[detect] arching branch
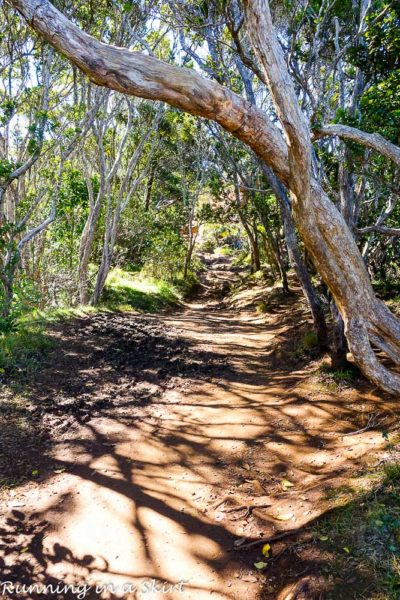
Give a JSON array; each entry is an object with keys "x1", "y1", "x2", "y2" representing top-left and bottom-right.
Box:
[
  {"x1": 313, "y1": 124, "x2": 400, "y2": 167},
  {"x1": 7, "y1": 0, "x2": 290, "y2": 184}
]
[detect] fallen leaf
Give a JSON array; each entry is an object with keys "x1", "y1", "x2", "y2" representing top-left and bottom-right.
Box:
[
  {"x1": 343, "y1": 547, "x2": 350, "y2": 553},
  {"x1": 319, "y1": 536, "x2": 329, "y2": 541},
  {"x1": 20, "y1": 547, "x2": 29, "y2": 553},
  {"x1": 273, "y1": 512, "x2": 294, "y2": 521},
  {"x1": 252, "y1": 479, "x2": 266, "y2": 495},
  {"x1": 281, "y1": 479, "x2": 295, "y2": 490},
  {"x1": 262, "y1": 543, "x2": 271, "y2": 557},
  {"x1": 254, "y1": 561, "x2": 268, "y2": 570}
]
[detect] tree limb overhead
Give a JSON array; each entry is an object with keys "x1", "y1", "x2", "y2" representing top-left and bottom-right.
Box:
[{"x1": 313, "y1": 124, "x2": 400, "y2": 166}]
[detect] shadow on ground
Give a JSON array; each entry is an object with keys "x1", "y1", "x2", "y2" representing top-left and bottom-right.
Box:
[{"x1": 0, "y1": 256, "x2": 398, "y2": 599}]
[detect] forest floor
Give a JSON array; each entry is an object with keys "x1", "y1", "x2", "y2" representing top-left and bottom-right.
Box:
[{"x1": 0, "y1": 255, "x2": 399, "y2": 600}]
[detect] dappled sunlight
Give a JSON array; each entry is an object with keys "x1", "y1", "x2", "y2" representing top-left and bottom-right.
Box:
[{"x1": 0, "y1": 258, "x2": 397, "y2": 599}]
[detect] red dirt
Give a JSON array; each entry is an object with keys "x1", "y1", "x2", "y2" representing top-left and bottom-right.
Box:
[{"x1": 0, "y1": 257, "x2": 396, "y2": 599}]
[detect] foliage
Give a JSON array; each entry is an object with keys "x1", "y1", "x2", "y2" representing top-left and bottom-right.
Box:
[
  {"x1": 318, "y1": 364, "x2": 357, "y2": 384},
  {"x1": 0, "y1": 322, "x2": 54, "y2": 379},
  {"x1": 314, "y1": 457, "x2": 400, "y2": 598},
  {"x1": 298, "y1": 330, "x2": 319, "y2": 351}
]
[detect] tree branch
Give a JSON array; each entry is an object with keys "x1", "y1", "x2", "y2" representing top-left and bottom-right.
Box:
[
  {"x1": 356, "y1": 225, "x2": 400, "y2": 237},
  {"x1": 243, "y1": 0, "x2": 312, "y2": 197},
  {"x1": 313, "y1": 124, "x2": 400, "y2": 167},
  {"x1": 7, "y1": 0, "x2": 290, "y2": 185}
]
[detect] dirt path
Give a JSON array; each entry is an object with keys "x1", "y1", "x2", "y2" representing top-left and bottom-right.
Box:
[{"x1": 0, "y1": 257, "x2": 396, "y2": 600}]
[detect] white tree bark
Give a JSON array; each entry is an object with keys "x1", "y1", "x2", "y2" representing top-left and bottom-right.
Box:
[{"x1": 7, "y1": 0, "x2": 290, "y2": 185}]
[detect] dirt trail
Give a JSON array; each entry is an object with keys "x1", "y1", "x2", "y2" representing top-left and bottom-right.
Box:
[{"x1": 0, "y1": 257, "x2": 395, "y2": 600}]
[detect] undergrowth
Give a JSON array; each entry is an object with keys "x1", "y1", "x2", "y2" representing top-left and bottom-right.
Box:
[
  {"x1": 0, "y1": 323, "x2": 55, "y2": 380},
  {"x1": 317, "y1": 363, "x2": 358, "y2": 391},
  {"x1": 102, "y1": 268, "x2": 182, "y2": 312},
  {"x1": 314, "y1": 453, "x2": 400, "y2": 599}
]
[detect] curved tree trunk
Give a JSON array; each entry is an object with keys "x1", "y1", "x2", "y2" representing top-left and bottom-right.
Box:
[
  {"x1": 245, "y1": 0, "x2": 400, "y2": 394},
  {"x1": 9, "y1": 0, "x2": 400, "y2": 394}
]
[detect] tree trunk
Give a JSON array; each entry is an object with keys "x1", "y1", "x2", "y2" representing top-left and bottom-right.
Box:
[
  {"x1": 78, "y1": 196, "x2": 104, "y2": 304},
  {"x1": 234, "y1": 179, "x2": 260, "y2": 273},
  {"x1": 0, "y1": 275, "x2": 14, "y2": 320},
  {"x1": 329, "y1": 301, "x2": 349, "y2": 370},
  {"x1": 251, "y1": 222, "x2": 261, "y2": 272},
  {"x1": 144, "y1": 162, "x2": 156, "y2": 211},
  {"x1": 240, "y1": 217, "x2": 260, "y2": 273},
  {"x1": 92, "y1": 195, "x2": 120, "y2": 305},
  {"x1": 246, "y1": 0, "x2": 400, "y2": 393},
  {"x1": 0, "y1": 245, "x2": 19, "y2": 321},
  {"x1": 260, "y1": 231, "x2": 278, "y2": 276},
  {"x1": 183, "y1": 241, "x2": 194, "y2": 279},
  {"x1": 260, "y1": 164, "x2": 329, "y2": 349},
  {"x1": 92, "y1": 252, "x2": 110, "y2": 305},
  {"x1": 258, "y1": 211, "x2": 289, "y2": 292}
]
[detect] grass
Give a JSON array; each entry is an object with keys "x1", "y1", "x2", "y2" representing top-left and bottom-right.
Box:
[
  {"x1": 323, "y1": 483, "x2": 356, "y2": 502},
  {"x1": 214, "y1": 245, "x2": 235, "y2": 256},
  {"x1": 101, "y1": 268, "x2": 182, "y2": 312},
  {"x1": 289, "y1": 329, "x2": 320, "y2": 360},
  {"x1": 231, "y1": 250, "x2": 252, "y2": 267},
  {"x1": 316, "y1": 364, "x2": 357, "y2": 391},
  {"x1": 0, "y1": 322, "x2": 55, "y2": 380},
  {"x1": 298, "y1": 330, "x2": 319, "y2": 351},
  {"x1": 314, "y1": 456, "x2": 400, "y2": 599},
  {"x1": 256, "y1": 300, "x2": 269, "y2": 314}
]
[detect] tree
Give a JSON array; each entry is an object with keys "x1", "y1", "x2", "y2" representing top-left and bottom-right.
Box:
[
  {"x1": 8, "y1": 0, "x2": 400, "y2": 394},
  {"x1": 0, "y1": 15, "x2": 96, "y2": 321}
]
